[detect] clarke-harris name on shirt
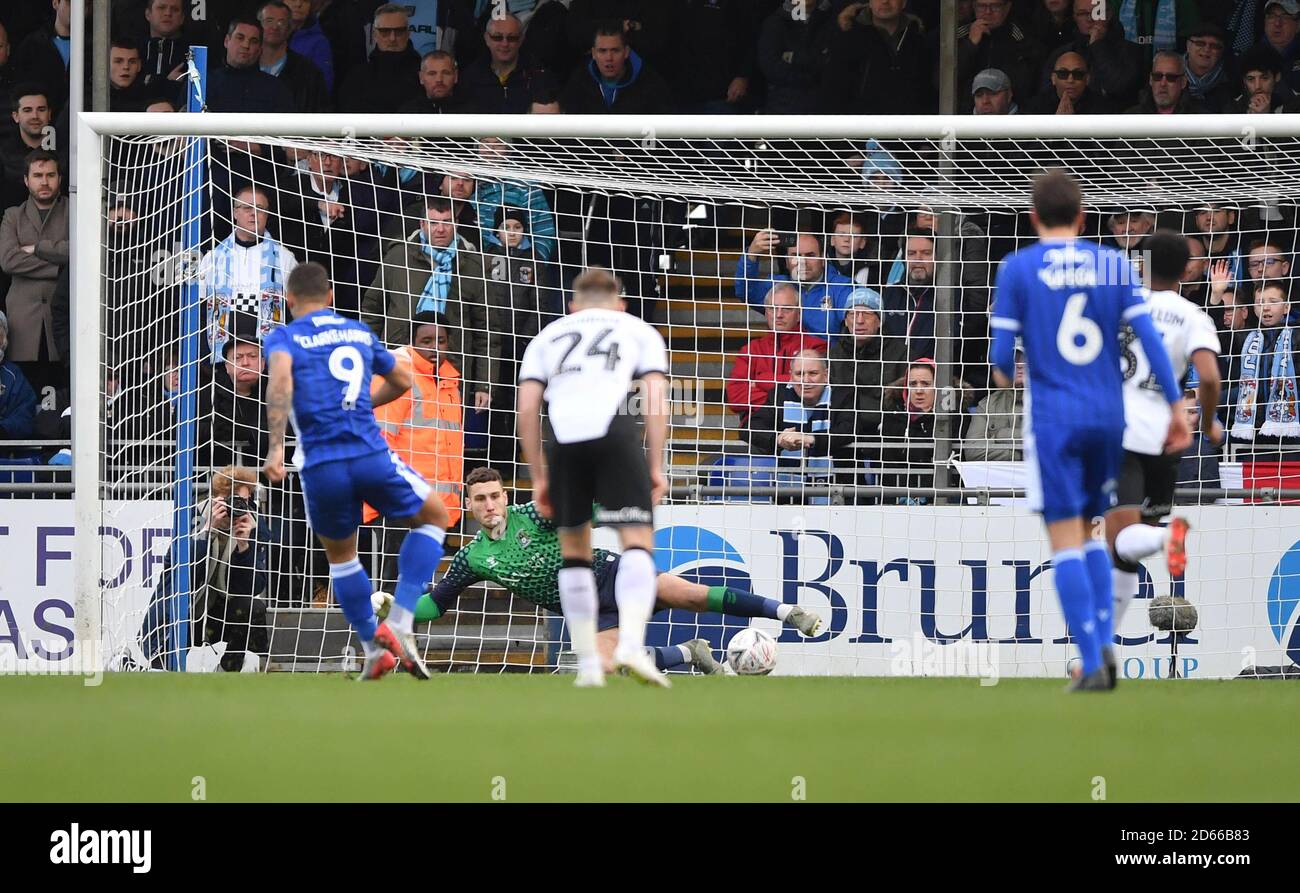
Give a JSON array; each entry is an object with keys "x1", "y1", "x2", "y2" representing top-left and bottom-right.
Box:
[{"x1": 291, "y1": 328, "x2": 376, "y2": 350}]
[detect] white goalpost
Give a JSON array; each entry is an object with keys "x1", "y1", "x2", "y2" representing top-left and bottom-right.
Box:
[{"x1": 68, "y1": 110, "x2": 1300, "y2": 679}]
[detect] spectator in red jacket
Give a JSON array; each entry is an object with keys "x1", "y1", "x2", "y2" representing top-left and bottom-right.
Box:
[{"x1": 726, "y1": 282, "x2": 828, "y2": 427}]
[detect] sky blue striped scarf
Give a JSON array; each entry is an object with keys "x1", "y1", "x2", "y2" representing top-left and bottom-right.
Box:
[{"x1": 417, "y1": 230, "x2": 457, "y2": 314}]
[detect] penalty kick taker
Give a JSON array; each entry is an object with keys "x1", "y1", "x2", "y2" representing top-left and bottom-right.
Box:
[{"x1": 379, "y1": 467, "x2": 824, "y2": 674}]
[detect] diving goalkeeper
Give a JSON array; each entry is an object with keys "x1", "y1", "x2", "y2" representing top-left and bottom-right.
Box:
[{"x1": 399, "y1": 467, "x2": 824, "y2": 674}]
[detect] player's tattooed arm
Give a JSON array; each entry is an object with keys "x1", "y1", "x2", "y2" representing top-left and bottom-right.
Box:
[
  {"x1": 263, "y1": 351, "x2": 294, "y2": 483},
  {"x1": 373, "y1": 350, "x2": 413, "y2": 407}
]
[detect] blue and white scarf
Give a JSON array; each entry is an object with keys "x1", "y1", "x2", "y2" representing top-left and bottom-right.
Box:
[
  {"x1": 416, "y1": 231, "x2": 457, "y2": 314},
  {"x1": 1184, "y1": 56, "x2": 1225, "y2": 99},
  {"x1": 1233, "y1": 327, "x2": 1300, "y2": 440},
  {"x1": 779, "y1": 385, "x2": 833, "y2": 466},
  {"x1": 206, "y1": 233, "x2": 289, "y2": 363},
  {"x1": 1120, "y1": 0, "x2": 1177, "y2": 52}
]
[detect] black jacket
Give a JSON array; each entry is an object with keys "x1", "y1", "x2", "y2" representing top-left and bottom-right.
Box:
[
  {"x1": 457, "y1": 58, "x2": 557, "y2": 114},
  {"x1": 12, "y1": 26, "x2": 76, "y2": 113},
  {"x1": 0, "y1": 133, "x2": 41, "y2": 211},
  {"x1": 828, "y1": 331, "x2": 908, "y2": 441},
  {"x1": 317, "y1": 0, "x2": 376, "y2": 78},
  {"x1": 559, "y1": 52, "x2": 673, "y2": 114},
  {"x1": 956, "y1": 20, "x2": 1045, "y2": 112},
  {"x1": 1224, "y1": 88, "x2": 1299, "y2": 114},
  {"x1": 1023, "y1": 86, "x2": 1121, "y2": 114},
  {"x1": 109, "y1": 76, "x2": 166, "y2": 112},
  {"x1": 822, "y1": 11, "x2": 935, "y2": 115},
  {"x1": 566, "y1": 0, "x2": 678, "y2": 73},
  {"x1": 1027, "y1": 7, "x2": 1076, "y2": 52},
  {"x1": 206, "y1": 63, "x2": 296, "y2": 114},
  {"x1": 198, "y1": 366, "x2": 267, "y2": 469},
  {"x1": 272, "y1": 49, "x2": 333, "y2": 113},
  {"x1": 278, "y1": 173, "x2": 383, "y2": 317},
  {"x1": 672, "y1": 0, "x2": 756, "y2": 107},
  {"x1": 746, "y1": 382, "x2": 855, "y2": 461},
  {"x1": 882, "y1": 283, "x2": 936, "y2": 363},
  {"x1": 1046, "y1": 25, "x2": 1143, "y2": 107},
  {"x1": 338, "y1": 47, "x2": 424, "y2": 113},
  {"x1": 397, "y1": 92, "x2": 470, "y2": 114},
  {"x1": 141, "y1": 36, "x2": 189, "y2": 91},
  {"x1": 879, "y1": 389, "x2": 971, "y2": 493},
  {"x1": 756, "y1": 4, "x2": 833, "y2": 114},
  {"x1": 1124, "y1": 89, "x2": 1210, "y2": 113}
]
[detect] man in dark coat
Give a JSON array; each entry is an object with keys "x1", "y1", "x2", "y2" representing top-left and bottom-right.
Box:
[
  {"x1": 822, "y1": 0, "x2": 936, "y2": 114},
  {"x1": 559, "y1": 21, "x2": 672, "y2": 113},
  {"x1": 206, "y1": 17, "x2": 296, "y2": 114},
  {"x1": 337, "y1": 4, "x2": 423, "y2": 112}
]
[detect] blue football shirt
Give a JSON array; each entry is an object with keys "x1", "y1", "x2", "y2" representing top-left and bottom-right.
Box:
[
  {"x1": 991, "y1": 239, "x2": 1150, "y2": 427},
  {"x1": 263, "y1": 309, "x2": 395, "y2": 468}
]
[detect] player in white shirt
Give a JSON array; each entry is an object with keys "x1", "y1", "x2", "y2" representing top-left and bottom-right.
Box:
[
  {"x1": 1107, "y1": 231, "x2": 1225, "y2": 633},
  {"x1": 516, "y1": 268, "x2": 671, "y2": 688}
]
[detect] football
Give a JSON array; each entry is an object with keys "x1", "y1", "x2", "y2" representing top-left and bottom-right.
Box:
[{"x1": 726, "y1": 628, "x2": 778, "y2": 676}]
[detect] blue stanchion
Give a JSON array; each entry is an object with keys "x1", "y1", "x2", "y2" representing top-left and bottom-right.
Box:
[{"x1": 168, "y1": 46, "x2": 208, "y2": 670}]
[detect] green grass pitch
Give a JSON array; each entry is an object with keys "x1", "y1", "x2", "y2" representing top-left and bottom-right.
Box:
[{"x1": 3, "y1": 674, "x2": 1297, "y2": 802}]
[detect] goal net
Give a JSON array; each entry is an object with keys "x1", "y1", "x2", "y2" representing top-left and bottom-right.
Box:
[{"x1": 78, "y1": 112, "x2": 1300, "y2": 680}]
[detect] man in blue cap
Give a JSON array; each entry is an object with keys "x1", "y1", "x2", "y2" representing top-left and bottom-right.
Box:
[{"x1": 828, "y1": 287, "x2": 904, "y2": 445}]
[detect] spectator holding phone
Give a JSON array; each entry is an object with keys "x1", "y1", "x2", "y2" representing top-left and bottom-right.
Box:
[{"x1": 735, "y1": 225, "x2": 854, "y2": 343}]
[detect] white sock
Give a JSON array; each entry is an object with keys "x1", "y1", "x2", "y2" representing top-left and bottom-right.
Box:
[
  {"x1": 613, "y1": 548, "x2": 657, "y2": 657},
  {"x1": 558, "y1": 565, "x2": 601, "y2": 675},
  {"x1": 1112, "y1": 568, "x2": 1140, "y2": 626},
  {"x1": 1115, "y1": 524, "x2": 1169, "y2": 564},
  {"x1": 387, "y1": 603, "x2": 413, "y2": 635},
  {"x1": 361, "y1": 638, "x2": 382, "y2": 659},
  {"x1": 775, "y1": 603, "x2": 793, "y2": 622}
]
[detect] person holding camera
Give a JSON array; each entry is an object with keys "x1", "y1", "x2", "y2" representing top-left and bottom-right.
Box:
[
  {"x1": 138, "y1": 465, "x2": 272, "y2": 671},
  {"x1": 734, "y1": 225, "x2": 854, "y2": 344}
]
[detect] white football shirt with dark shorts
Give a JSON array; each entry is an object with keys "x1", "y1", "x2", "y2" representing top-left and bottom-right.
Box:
[
  {"x1": 1117, "y1": 288, "x2": 1219, "y2": 520},
  {"x1": 518, "y1": 307, "x2": 669, "y2": 530}
]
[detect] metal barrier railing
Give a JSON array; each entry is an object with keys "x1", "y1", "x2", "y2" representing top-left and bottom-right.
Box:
[{"x1": 668, "y1": 485, "x2": 1300, "y2": 504}]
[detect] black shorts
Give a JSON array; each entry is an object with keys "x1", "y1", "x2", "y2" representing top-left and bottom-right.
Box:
[
  {"x1": 1115, "y1": 450, "x2": 1179, "y2": 522},
  {"x1": 543, "y1": 413, "x2": 653, "y2": 531}
]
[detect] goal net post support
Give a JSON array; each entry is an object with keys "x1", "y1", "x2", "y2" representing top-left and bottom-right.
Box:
[{"x1": 72, "y1": 112, "x2": 1300, "y2": 678}]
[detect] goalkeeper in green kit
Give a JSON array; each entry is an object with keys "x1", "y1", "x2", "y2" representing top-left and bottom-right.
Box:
[{"x1": 391, "y1": 467, "x2": 824, "y2": 674}]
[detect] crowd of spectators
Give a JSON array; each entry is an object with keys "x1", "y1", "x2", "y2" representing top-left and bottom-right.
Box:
[{"x1": 725, "y1": 189, "x2": 1300, "y2": 501}]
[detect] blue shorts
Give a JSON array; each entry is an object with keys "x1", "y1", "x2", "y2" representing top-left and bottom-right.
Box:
[
  {"x1": 299, "y1": 449, "x2": 431, "y2": 540},
  {"x1": 1024, "y1": 421, "x2": 1122, "y2": 523},
  {"x1": 596, "y1": 553, "x2": 621, "y2": 632}
]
